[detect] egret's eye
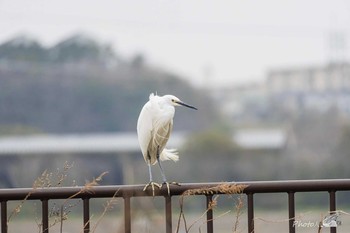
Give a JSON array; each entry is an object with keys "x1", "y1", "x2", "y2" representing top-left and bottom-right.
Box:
[{"x1": 171, "y1": 99, "x2": 175, "y2": 102}]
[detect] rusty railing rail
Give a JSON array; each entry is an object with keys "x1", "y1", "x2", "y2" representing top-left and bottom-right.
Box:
[{"x1": 1, "y1": 179, "x2": 350, "y2": 233}]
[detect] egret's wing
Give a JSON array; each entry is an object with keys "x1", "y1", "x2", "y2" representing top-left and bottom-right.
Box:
[
  {"x1": 158, "y1": 120, "x2": 179, "y2": 162},
  {"x1": 152, "y1": 119, "x2": 173, "y2": 153},
  {"x1": 137, "y1": 99, "x2": 154, "y2": 162}
]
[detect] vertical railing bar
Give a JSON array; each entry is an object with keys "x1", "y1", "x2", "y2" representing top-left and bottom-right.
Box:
[
  {"x1": 247, "y1": 193, "x2": 254, "y2": 233},
  {"x1": 165, "y1": 196, "x2": 172, "y2": 233},
  {"x1": 288, "y1": 192, "x2": 295, "y2": 233},
  {"x1": 1, "y1": 201, "x2": 7, "y2": 233},
  {"x1": 42, "y1": 199, "x2": 49, "y2": 233},
  {"x1": 124, "y1": 196, "x2": 131, "y2": 233},
  {"x1": 206, "y1": 195, "x2": 214, "y2": 233},
  {"x1": 83, "y1": 198, "x2": 90, "y2": 233},
  {"x1": 329, "y1": 191, "x2": 336, "y2": 233}
]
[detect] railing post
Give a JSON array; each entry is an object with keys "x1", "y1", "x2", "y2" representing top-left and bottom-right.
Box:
[
  {"x1": 288, "y1": 192, "x2": 295, "y2": 233},
  {"x1": 165, "y1": 196, "x2": 172, "y2": 233},
  {"x1": 329, "y1": 191, "x2": 336, "y2": 233},
  {"x1": 83, "y1": 198, "x2": 90, "y2": 233},
  {"x1": 247, "y1": 193, "x2": 254, "y2": 233},
  {"x1": 124, "y1": 196, "x2": 131, "y2": 233},
  {"x1": 206, "y1": 195, "x2": 214, "y2": 233},
  {"x1": 1, "y1": 201, "x2": 7, "y2": 233},
  {"x1": 42, "y1": 199, "x2": 49, "y2": 233}
]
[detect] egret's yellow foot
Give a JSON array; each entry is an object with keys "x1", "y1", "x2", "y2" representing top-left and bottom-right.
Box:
[
  {"x1": 162, "y1": 182, "x2": 181, "y2": 196},
  {"x1": 143, "y1": 181, "x2": 161, "y2": 196}
]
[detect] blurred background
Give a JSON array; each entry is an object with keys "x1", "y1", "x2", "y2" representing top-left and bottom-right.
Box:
[{"x1": 0, "y1": 0, "x2": 350, "y2": 199}]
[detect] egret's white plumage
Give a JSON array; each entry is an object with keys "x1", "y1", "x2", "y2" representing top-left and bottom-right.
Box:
[{"x1": 137, "y1": 93, "x2": 197, "y2": 194}]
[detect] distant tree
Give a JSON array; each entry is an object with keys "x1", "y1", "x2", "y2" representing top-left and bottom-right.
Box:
[
  {"x1": 179, "y1": 128, "x2": 241, "y2": 181},
  {"x1": 130, "y1": 53, "x2": 145, "y2": 70},
  {"x1": 0, "y1": 124, "x2": 42, "y2": 136},
  {"x1": 329, "y1": 124, "x2": 350, "y2": 177},
  {"x1": 0, "y1": 35, "x2": 47, "y2": 62},
  {"x1": 0, "y1": 33, "x2": 220, "y2": 134},
  {"x1": 49, "y1": 33, "x2": 117, "y2": 64},
  {"x1": 184, "y1": 128, "x2": 237, "y2": 157}
]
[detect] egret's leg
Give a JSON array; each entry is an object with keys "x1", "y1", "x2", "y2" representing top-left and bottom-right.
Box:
[
  {"x1": 157, "y1": 156, "x2": 167, "y2": 183},
  {"x1": 156, "y1": 156, "x2": 170, "y2": 195},
  {"x1": 143, "y1": 162, "x2": 161, "y2": 196},
  {"x1": 156, "y1": 150, "x2": 180, "y2": 196},
  {"x1": 148, "y1": 163, "x2": 153, "y2": 182}
]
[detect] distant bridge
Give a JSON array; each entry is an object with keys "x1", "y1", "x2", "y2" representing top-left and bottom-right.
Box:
[
  {"x1": 0, "y1": 132, "x2": 187, "y2": 188},
  {"x1": 0, "y1": 128, "x2": 287, "y2": 155},
  {"x1": 0, "y1": 129, "x2": 287, "y2": 188},
  {"x1": 0, "y1": 132, "x2": 185, "y2": 155}
]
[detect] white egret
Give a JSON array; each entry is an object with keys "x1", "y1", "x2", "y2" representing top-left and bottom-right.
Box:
[{"x1": 137, "y1": 93, "x2": 197, "y2": 195}]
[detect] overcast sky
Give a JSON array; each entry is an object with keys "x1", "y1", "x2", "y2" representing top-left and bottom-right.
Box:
[{"x1": 1, "y1": 0, "x2": 350, "y2": 87}]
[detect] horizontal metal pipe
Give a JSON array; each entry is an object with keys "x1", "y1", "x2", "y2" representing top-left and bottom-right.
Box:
[{"x1": 0, "y1": 179, "x2": 349, "y2": 200}]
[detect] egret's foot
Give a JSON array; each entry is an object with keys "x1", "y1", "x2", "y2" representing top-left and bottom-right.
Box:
[
  {"x1": 143, "y1": 181, "x2": 161, "y2": 196},
  {"x1": 162, "y1": 181, "x2": 181, "y2": 195}
]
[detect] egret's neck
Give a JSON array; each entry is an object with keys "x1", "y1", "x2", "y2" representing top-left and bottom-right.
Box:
[{"x1": 158, "y1": 101, "x2": 175, "y2": 115}]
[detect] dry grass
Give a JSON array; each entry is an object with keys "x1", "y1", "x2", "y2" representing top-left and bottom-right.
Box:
[
  {"x1": 232, "y1": 194, "x2": 245, "y2": 233},
  {"x1": 7, "y1": 162, "x2": 116, "y2": 233},
  {"x1": 182, "y1": 183, "x2": 247, "y2": 196},
  {"x1": 176, "y1": 183, "x2": 248, "y2": 233},
  {"x1": 7, "y1": 161, "x2": 74, "y2": 223}
]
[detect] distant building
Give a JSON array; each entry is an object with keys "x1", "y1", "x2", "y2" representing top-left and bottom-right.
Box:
[
  {"x1": 267, "y1": 63, "x2": 350, "y2": 114},
  {"x1": 211, "y1": 83, "x2": 269, "y2": 122},
  {"x1": 0, "y1": 131, "x2": 288, "y2": 187},
  {"x1": 0, "y1": 132, "x2": 186, "y2": 187},
  {"x1": 233, "y1": 128, "x2": 288, "y2": 151},
  {"x1": 268, "y1": 63, "x2": 350, "y2": 93}
]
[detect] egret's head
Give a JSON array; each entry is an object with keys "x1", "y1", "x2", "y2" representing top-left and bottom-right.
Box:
[{"x1": 164, "y1": 95, "x2": 197, "y2": 110}]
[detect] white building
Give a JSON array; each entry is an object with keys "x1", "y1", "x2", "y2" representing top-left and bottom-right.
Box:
[
  {"x1": 268, "y1": 63, "x2": 350, "y2": 94},
  {"x1": 267, "y1": 63, "x2": 350, "y2": 114}
]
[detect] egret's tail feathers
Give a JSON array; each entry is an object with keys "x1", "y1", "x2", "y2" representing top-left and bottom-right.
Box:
[{"x1": 160, "y1": 148, "x2": 179, "y2": 162}]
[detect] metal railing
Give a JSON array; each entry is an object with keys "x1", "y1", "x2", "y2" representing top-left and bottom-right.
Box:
[{"x1": 1, "y1": 179, "x2": 350, "y2": 233}]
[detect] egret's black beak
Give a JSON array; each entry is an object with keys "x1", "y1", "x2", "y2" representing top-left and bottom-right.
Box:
[{"x1": 176, "y1": 101, "x2": 198, "y2": 110}]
